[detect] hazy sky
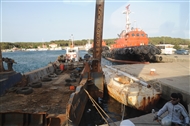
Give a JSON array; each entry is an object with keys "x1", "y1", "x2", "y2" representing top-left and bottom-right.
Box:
[{"x1": 0, "y1": 0, "x2": 189, "y2": 42}]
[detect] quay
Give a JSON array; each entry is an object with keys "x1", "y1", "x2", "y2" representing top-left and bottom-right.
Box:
[{"x1": 108, "y1": 54, "x2": 190, "y2": 104}]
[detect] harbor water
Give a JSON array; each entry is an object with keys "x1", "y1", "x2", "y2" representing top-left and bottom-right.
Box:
[{"x1": 2, "y1": 50, "x2": 114, "y2": 74}]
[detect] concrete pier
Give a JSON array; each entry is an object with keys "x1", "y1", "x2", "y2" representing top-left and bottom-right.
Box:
[{"x1": 107, "y1": 55, "x2": 190, "y2": 104}]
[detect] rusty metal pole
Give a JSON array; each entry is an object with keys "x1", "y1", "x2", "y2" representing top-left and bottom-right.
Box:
[
  {"x1": 92, "y1": 0, "x2": 104, "y2": 72},
  {"x1": 0, "y1": 44, "x2": 4, "y2": 72}
]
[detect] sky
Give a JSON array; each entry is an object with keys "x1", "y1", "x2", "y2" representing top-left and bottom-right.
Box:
[{"x1": 0, "y1": 0, "x2": 189, "y2": 42}]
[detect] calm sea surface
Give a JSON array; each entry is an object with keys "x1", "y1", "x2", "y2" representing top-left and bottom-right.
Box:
[{"x1": 2, "y1": 50, "x2": 113, "y2": 74}]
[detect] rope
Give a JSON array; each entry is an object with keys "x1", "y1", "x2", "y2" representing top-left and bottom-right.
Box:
[
  {"x1": 121, "y1": 103, "x2": 125, "y2": 121},
  {"x1": 84, "y1": 89, "x2": 117, "y2": 126}
]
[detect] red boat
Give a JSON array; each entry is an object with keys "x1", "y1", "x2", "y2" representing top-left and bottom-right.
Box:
[{"x1": 102, "y1": 4, "x2": 161, "y2": 62}]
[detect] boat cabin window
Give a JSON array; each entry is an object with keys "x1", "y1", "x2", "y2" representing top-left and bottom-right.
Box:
[
  {"x1": 157, "y1": 46, "x2": 165, "y2": 49},
  {"x1": 141, "y1": 34, "x2": 144, "y2": 37},
  {"x1": 136, "y1": 33, "x2": 139, "y2": 36},
  {"x1": 68, "y1": 49, "x2": 76, "y2": 52},
  {"x1": 132, "y1": 33, "x2": 135, "y2": 36},
  {"x1": 125, "y1": 34, "x2": 129, "y2": 37}
]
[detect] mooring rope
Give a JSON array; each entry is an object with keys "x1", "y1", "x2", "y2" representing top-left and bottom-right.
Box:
[{"x1": 84, "y1": 89, "x2": 118, "y2": 126}]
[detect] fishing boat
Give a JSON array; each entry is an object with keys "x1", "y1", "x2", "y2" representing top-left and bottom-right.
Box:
[
  {"x1": 103, "y1": 65, "x2": 161, "y2": 112},
  {"x1": 102, "y1": 4, "x2": 162, "y2": 63}
]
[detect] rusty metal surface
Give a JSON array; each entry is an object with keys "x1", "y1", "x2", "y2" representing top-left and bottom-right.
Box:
[
  {"x1": 0, "y1": 44, "x2": 3, "y2": 72},
  {"x1": 90, "y1": 72, "x2": 104, "y2": 98},
  {"x1": 66, "y1": 77, "x2": 88, "y2": 126},
  {"x1": 24, "y1": 63, "x2": 55, "y2": 84},
  {"x1": 0, "y1": 63, "x2": 91, "y2": 126},
  {"x1": 92, "y1": 0, "x2": 104, "y2": 72},
  {"x1": 0, "y1": 113, "x2": 66, "y2": 126},
  {"x1": 0, "y1": 72, "x2": 22, "y2": 96},
  {"x1": 103, "y1": 67, "x2": 161, "y2": 112},
  {"x1": 0, "y1": 65, "x2": 86, "y2": 126}
]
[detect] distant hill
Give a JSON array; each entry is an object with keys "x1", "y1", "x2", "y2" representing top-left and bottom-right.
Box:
[{"x1": 1, "y1": 37, "x2": 189, "y2": 50}]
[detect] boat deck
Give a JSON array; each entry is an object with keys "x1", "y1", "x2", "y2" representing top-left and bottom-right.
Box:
[{"x1": 0, "y1": 70, "x2": 80, "y2": 114}]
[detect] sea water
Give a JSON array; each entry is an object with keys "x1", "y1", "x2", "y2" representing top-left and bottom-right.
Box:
[{"x1": 2, "y1": 50, "x2": 113, "y2": 74}]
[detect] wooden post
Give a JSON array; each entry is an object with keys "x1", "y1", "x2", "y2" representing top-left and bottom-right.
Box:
[{"x1": 0, "y1": 43, "x2": 4, "y2": 72}]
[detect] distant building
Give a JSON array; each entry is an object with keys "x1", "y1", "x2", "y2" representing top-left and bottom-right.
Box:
[
  {"x1": 38, "y1": 44, "x2": 47, "y2": 49},
  {"x1": 179, "y1": 45, "x2": 188, "y2": 49},
  {"x1": 49, "y1": 43, "x2": 62, "y2": 50},
  {"x1": 49, "y1": 43, "x2": 58, "y2": 48}
]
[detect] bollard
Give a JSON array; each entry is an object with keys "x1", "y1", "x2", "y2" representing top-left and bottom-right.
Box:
[{"x1": 150, "y1": 68, "x2": 156, "y2": 75}]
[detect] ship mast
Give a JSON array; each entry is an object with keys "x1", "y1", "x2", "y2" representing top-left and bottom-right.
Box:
[
  {"x1": 71, "y1": 34, "x2": 74, "y2": 47},
  {"x1": 123, "y1": 4, "x2": 131, "y2": 32}
]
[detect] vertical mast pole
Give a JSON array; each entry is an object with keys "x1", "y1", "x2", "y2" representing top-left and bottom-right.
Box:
[
  {"x1": 124, "y1": 4, "x2": 131, "y2": 32},
  {"x1": 0, "y1": 44, "x2": 3, "y2": 72},
  {"x1": 92, "y1": 0, "x2": 104, "y2": 72}
]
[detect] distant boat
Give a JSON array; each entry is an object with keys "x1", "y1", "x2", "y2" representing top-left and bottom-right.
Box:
[
  {"x1": 38, "y1": 48, "x2": 49, "y2": 51},
  {"x1": 58, "y1": 34, "x2": 80, "y2": 62},
  {"x1": 49, "y1": 47, "x2": 62, "y2": 50},
  {"x1": 85, "y1": 39, "x2": 92, "y2": 51},
  {"x1": 26, "y1": 48, "x2": 37, "y2": 51}
]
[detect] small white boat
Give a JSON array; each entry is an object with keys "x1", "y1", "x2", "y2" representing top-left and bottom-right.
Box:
[
  {"x1": 103, "y1": 65, "x2": 161, "y2": 112},
  {"x1": 38, "y1": 48, "x2": 49, "y2": 51},
  {"x1": 65, "y1": 34, "x2": 80, "y2": 62},
  {"x1": 26, "y1": 48, "x2": 37, "y2": 51}
]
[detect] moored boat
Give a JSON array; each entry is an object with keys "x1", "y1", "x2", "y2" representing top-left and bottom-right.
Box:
[
  {"x1": 57, "y1": 34, "x2": 81, "y2": 63},
  {"x1": 102, "y1": 4, "x2": 162, "y2": 63},
  {"x1": 103, "y1": 65, "x2": 161, "y2": 112},
  {"x1": 87, "y1": 40, "x2": 109, "y2": 55}
]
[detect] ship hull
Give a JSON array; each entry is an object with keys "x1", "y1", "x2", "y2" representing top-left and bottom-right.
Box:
[{"x1": 102, "y1": 45, "x2": 162, "y2": 62}]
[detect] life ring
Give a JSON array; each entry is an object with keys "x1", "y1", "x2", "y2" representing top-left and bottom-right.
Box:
[
  {"x1": 48, "y1": 73, "x2": 58, "y2": 78},
  {"x1": 65, "y1": 79, "x2": 71, "y2": 83},
  {"x1": 65, "y1": 83, "x2": 71, "y2": 86},
  {"x1": 70, "y1": 78, "x2": 76, "y2": 82},
  {"x1": 129, "y1": 48, "x2": 134, "y2": 54},
  {"x1": 65, "y1": 78, "x2": 76, "y2": 83},
  {"x1": 29, "y1": 82, "x2": 42, "y2": 88},
  {"x1": 159, "y1": 56, "x2": 163, "y2": 61},
  {"x1": 55, "y1": 69, "x2": 62, "y2": 75},
  {"x1": 135, "y1": 47, "x2": 141, "y2": 54},
  {"x1": 70, "y1": 73, "x2": 80, "y2": 78},
  {"x1": 17, "y1": 87, "x2": 33, "y2": 95},
  {"x1": 150, "y1": 48, "x2": 156, "y2": 55},
  {"x1": 73, "y1": 54, "x2": 77, "y2": 58},
  {"x1": 66, "y1": 54, "x2": 71, "y2": 58},
  {"x1": 41, "y1": 77, "x2": 52, "y2": 82}
]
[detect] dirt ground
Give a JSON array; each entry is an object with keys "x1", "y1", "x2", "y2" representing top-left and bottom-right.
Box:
[{"x1": 0, "y1": 70, "x2": 80, "y2": 114}]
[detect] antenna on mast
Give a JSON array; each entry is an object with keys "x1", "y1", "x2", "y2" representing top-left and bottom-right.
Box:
[
  {"x1": 123, "y1": 4, "x2": 131, "y2": 32},
  {"x1": 71, "y1": 34, "x2": 74, "y2": 47}
]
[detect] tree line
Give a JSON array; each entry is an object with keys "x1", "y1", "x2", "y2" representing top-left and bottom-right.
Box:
[{"x1": 1, "y1": 37, "x2": 190, "y2": 50}]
